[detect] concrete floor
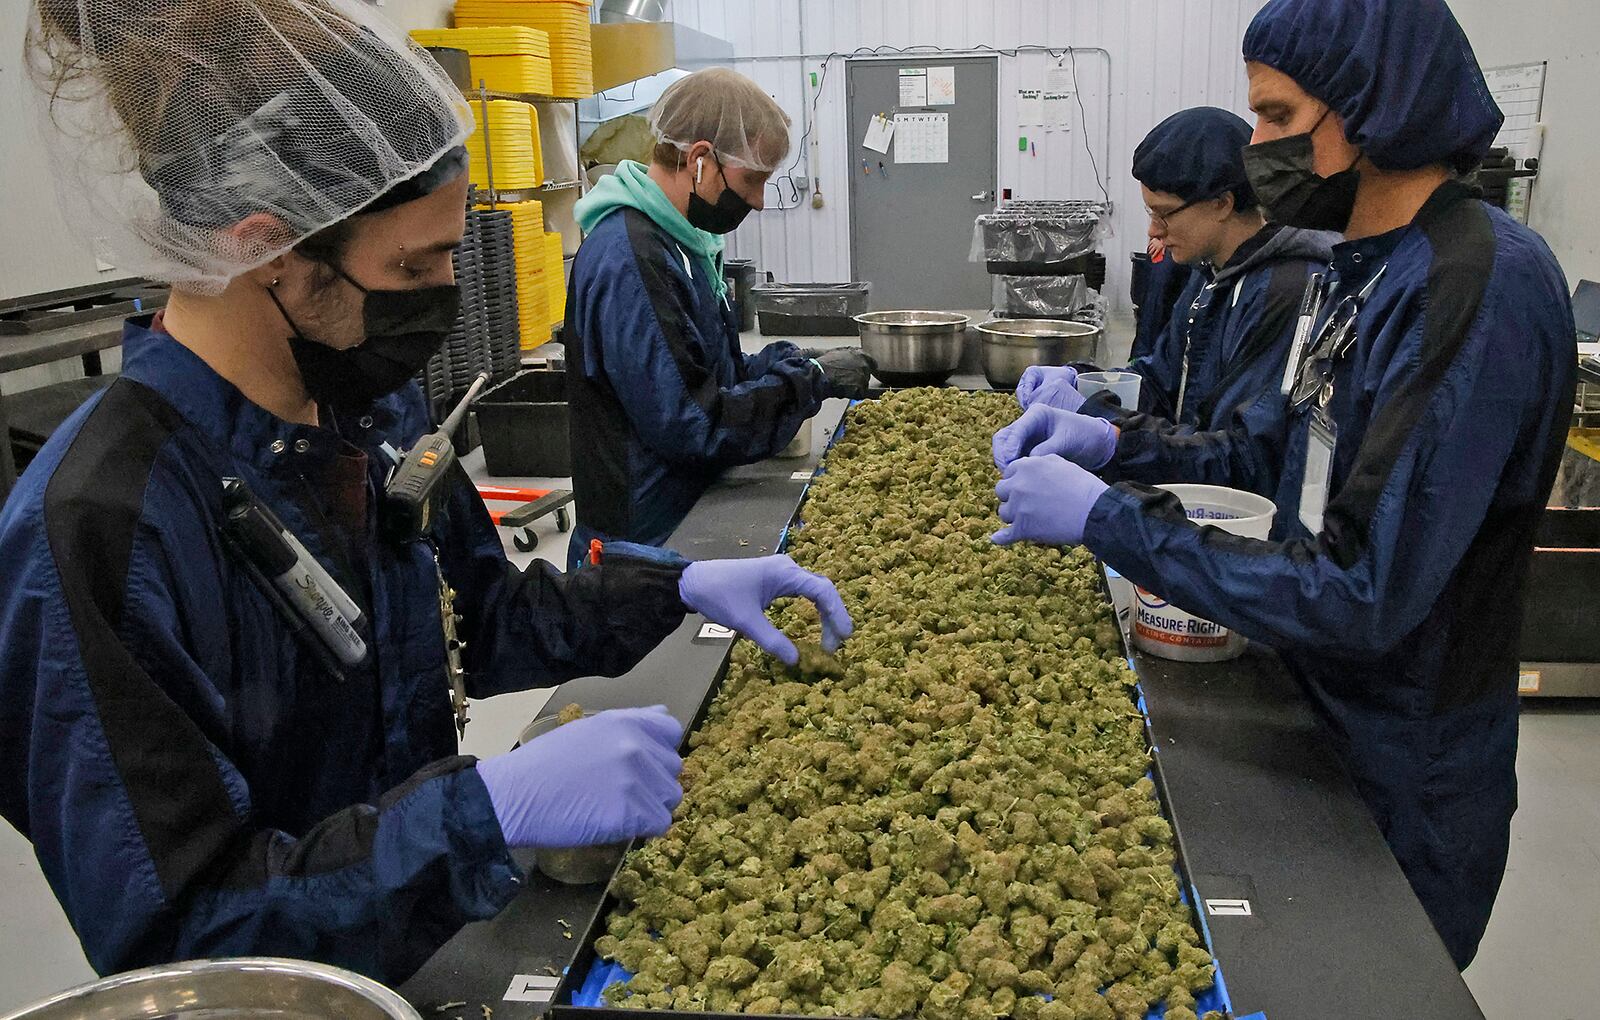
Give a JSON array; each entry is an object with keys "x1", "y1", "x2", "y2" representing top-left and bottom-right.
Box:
[
  {"x1": 0, "y1": 317, "x2": 1596, "y2": 1015},
  {"x1": 1463, "y1": 700, "x2": 1600, "y2": 1020}
]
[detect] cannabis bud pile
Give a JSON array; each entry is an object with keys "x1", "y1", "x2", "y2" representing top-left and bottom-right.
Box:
[{"x1": 598, "y1": 390, "x2": 1220, "y2": 1020}]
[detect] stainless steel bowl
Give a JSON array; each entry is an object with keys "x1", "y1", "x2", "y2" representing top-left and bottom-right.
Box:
[
  {"x1": 853, "y1": 310, "x2": 970, "y2": 386},
  {"x1": 515, "y1": 714, "x2": 630, "y2": 885},
  {"x1": 0, "y1": 958, "x2": 421, "y2": 1020},
  {"x1": 975, "y1": 318, "x2": 1102, "y2": 390}
]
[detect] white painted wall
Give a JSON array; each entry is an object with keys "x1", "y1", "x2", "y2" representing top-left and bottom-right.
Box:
[
  {"x1": 0, "y1": 2, "x2": 118, "y2": 303},
  {"x1": 8, "y1": 0, "x2": 1594, "y2": 308},
  {"x1": 1449, "y1": 0, "x2": 1600, "y2": 288},
  {"x1": 667, "y1": 0, "x2": 1272, "y2": 310},
  {"x1": 377, "y1": 0, "x2": 456, "y2": 34}
]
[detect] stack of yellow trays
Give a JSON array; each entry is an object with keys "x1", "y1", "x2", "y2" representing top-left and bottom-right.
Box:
[
  {"x1": 451, "y1": 0, "x2": 594, "y2": 97},
  {"x1": 465, "y1": 99, "x2": 544, "y2": 190},
  {"x1": 544, "y1": 231, "x2": 567, "y2": 327},
  {"x1": 492, "y1": 200, "x2": 551, "y2": 348},
  {"x1": 409, "y1": 27, "x2": 554, "y2": 95}
]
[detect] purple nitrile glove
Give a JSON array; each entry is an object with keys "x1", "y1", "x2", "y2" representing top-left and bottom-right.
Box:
[
  {"x1": 679, "y1": 555, "x2": 854, "y2": 665},
  {"x1": 992, "y1": 404, "x2": 1119, "y2": 471},
  {"x1": 1015, "y1": 365, "x2": 1079, "y2": 409},
  {"x1": 1028, "y1": 374, "x2": 1088, "y2": 413},
  {"x1": 475, "y1": 706, "x2": 684, "y2": 849},
  {"x1": 991, "y1": 456, "x2": 1110, "y2": 548}
]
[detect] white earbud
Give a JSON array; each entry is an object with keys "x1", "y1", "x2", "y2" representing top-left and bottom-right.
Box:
[{"x1": 695, "y1": 157, "x2": 704, "y2": 185}]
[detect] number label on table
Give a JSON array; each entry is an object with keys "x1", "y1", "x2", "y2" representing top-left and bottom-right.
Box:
[
  {"x1": 695, "y1": 623, "x2": 738, "y2": 641},
  {"x1": 1205, "y1": 898, "x2": 1253, "y2": 917},
  {"x1": 504, "y1": 973, "x2": 562, "y2": 1002}
]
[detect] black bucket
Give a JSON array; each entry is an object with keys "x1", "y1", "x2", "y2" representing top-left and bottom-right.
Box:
[
  {"x1": 724, "y1": 258, "x2": 758, "y2": 333},
  {"x1": 475, "y1": 369, "x2": 572, "y2": 478}
]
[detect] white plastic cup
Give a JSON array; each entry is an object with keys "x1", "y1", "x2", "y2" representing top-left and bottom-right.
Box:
[
  {"x1": 778, "y1": 416, "x2": 814, "y2": 458},
  {"x1": 1078, "y1": 370, "x2": 1142, "y2": 409},
  {"x1": 1130, "y1": 484, "x2": 1276, "y2": 663}
]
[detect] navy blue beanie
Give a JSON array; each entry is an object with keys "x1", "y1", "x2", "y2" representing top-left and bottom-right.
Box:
[{"x1": 1132, "y1": 107, "x2": 1256, "y2": 210}]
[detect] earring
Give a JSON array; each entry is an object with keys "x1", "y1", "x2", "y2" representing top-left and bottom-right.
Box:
[{"x1": 269, "y1": 276, "x2": 280, "y2": 287}]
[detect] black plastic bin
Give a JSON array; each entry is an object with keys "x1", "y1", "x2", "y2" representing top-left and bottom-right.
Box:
[
  {"x1": 474, "y1": 369, "x2": 573, "y2": 478},
  {"x1": 751, "y1": 281, "x2": 870, "y2": 336}
]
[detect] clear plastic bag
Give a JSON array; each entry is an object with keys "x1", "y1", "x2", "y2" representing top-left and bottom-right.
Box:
[
  {"x1": 1069, "y1": 294, "x2": 1109, "y2": 330},
  {"x1": 991, "y1": 274, "x2": 1093, "y2": 317},
  {"x1": 750, "y1": 282, "x2": 871, "y2": 317},
  {"x1": 969, "y1": 199, "x2": 1112, "y2": 267}
]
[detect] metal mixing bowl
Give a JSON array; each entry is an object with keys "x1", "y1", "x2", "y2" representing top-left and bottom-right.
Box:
[
  {"x1": 515, "y1": 714, "x2": 630, "y2": 885},
  {"x1": 0, "y1": 958, "x2": 421, "y2": 1020},
  {"x1": 853, "y1": 310, "x2": 970, "y2": 387},
  {"x1": 975, "y1": 318, "x2": 1102, "y2": 390}
]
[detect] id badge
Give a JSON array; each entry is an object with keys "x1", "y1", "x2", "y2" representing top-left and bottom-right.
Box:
[{"x1": 1299, "y1": 409, "x2": 1337, "y2": 534}]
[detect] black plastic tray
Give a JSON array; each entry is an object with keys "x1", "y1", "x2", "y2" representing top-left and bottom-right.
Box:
[{"x1": 546, "y1": 395, "x2": 1230, "y2": 1020}]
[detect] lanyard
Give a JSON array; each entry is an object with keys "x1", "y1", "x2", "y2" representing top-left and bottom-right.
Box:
[
  {"x1": 1175, "y1": 276, "x2": 1245, "y2": 420},
  {"x1": 1174, "y1": 286, "x2": 1207, "y2": 419},
  {"x1": 1290, "y1": 264, "x2": 1387, "y2": 414}
]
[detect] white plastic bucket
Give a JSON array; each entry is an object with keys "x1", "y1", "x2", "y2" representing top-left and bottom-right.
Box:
[
  {"x1": 1078, "y1": 370, "x2": 1142, "y2": 409},
  {"x1": 1131, "y1": 484, "x2": 1276, "y2": 662}
]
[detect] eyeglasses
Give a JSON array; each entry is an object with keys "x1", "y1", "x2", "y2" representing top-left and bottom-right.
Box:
[{"x1": 1144, "y1": 195, "x2": 1208, "y2": 231}]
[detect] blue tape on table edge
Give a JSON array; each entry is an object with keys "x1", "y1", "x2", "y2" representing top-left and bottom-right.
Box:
[{"x1": 578, "y1": 399, "x2": 1238, "y2": 1018}]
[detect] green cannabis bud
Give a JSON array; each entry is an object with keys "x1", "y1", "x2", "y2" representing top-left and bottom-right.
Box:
[{"x1": 599, "y1": 390, "x2": 1214, "y2": 1017}]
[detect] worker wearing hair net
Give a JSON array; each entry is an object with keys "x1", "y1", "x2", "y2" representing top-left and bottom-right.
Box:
[
  {"x1": 565, "y1": 68, "x2": 876, "y2": 565},
  {"x1": 991, "y1": 0, "x2": 1574, "y2": 968},
  {"x1": 1015, "y1": 108, "x2": 1335, "y2": 480},
  {"x1": 0, "y1": 0, "x2": 851, "y2": 982}
]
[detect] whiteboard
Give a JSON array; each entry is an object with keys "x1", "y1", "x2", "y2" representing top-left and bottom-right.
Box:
[{"x1": 1483, "y1": 61, "x2": 1547, "y2": 159}]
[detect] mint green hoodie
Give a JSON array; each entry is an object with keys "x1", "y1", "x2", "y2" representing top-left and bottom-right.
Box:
[{"x1": 574, "y1": 160, "x2": 728, "y2": 302}]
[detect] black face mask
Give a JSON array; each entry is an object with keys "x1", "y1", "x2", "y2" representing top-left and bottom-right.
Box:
[
  {"x1": 1242, "y1": 109, "x2": 1362, "y2": 232},
  {"x1": 270, "y1": 266, "x2": 460, "y2": 408},
  {"x1": 686, "y1": 153, "x2": 754, "y2": 234}
]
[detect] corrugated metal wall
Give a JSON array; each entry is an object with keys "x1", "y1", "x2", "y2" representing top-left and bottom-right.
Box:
[{"x1": 666, "y1": 0, "x2": 1268, "y2": 310}]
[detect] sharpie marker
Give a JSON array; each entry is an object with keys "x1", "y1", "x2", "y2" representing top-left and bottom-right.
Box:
[
  {"x1": 1281, "y1": 272, "x2": 1328, "y2": 397},
  {"x1": 221, "y1": 477, "x2": 367, "y2": 668}
]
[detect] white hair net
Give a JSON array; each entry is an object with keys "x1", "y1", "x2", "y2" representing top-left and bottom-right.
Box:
[
  {"x1": 648, "y1": 67, "x2": 792, "y2": 173},
  {"x1": 26, "y1": 0, "x2": 473, "y2": 292}
]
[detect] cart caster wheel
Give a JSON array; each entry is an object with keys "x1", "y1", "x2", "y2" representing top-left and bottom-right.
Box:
[
  {"x1": 556, "y1": 507, "x2": 571, "y2": 533},
  {"x1": 514, "y1": 528, "x2": 539, "y2": 552}
]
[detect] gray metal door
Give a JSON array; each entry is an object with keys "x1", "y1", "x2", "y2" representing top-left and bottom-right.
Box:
[{"x1": 846, "y1": 57, "x2": 998, "y2": 311}]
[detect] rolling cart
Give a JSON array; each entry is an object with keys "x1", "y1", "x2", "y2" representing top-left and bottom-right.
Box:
[{"x1": 478, "y1": 483, "x2": 574, "y2": 552}]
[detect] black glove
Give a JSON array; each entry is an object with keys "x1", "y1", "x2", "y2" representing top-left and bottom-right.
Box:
[{"x1": 804, "y1": 347, "x2": 878, "y2": 399}]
